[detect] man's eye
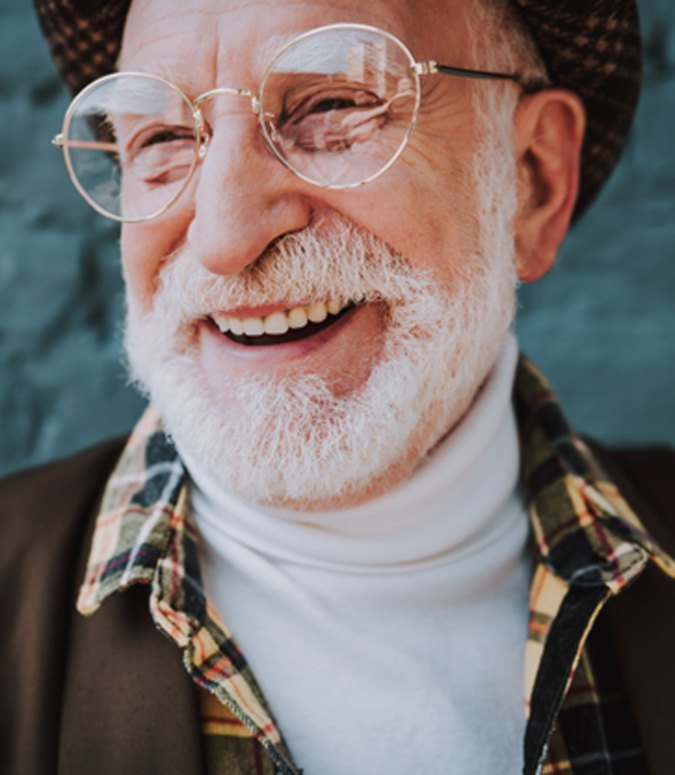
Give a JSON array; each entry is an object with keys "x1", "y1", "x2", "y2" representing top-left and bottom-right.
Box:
[
  {"x1": 120, "y1": 125, "x2": 195, "y2": 159},
  {"x1": 285, "y1": 89, "x2": 380, "y2": 122},
  {"x1": 120, "y1": 125, "x2": 196, "y2": 186},
  {"x1": 141, "y1": 127, "x2": 195, "y2": 147},
  {"x1": 276, "y1": 88, "x2": 388, "y2": 153},
  {"x1": 306, "y1": 96, "x2": 361, "y2": 114}
]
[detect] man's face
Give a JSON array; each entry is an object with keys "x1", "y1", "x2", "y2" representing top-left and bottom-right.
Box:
[{"x1": 120, "y1": 0, "x2": 521, "y2": 509}]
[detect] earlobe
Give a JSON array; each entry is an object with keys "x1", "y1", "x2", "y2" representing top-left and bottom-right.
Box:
[{"x1": 513, "y1": 89, "x2": 586, "y2": 282}]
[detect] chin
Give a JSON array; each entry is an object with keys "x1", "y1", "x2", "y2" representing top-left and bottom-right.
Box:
[{"x1": 125, "y1": 250, "x2": 515, "y2": 511}]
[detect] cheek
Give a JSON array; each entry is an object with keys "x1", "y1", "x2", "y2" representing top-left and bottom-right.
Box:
[
  {"x1": 120, "y1": 226, "x2": 162, "y2": 313},
  {"x1": 121, "y1": 206, "x2": 192, "y2": 312},
  {"x1": 332, "y1": 165, "x2": 479, "y2": 289}
]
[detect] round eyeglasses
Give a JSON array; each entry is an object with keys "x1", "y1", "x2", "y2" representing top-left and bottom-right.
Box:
[{"x1": 52, "y1": 23, "x2": 526, "y2": 223}]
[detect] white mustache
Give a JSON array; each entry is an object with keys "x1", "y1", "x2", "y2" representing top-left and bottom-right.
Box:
[{"x1": 149, "y1": 214, "x2": 437, "y2": 325}]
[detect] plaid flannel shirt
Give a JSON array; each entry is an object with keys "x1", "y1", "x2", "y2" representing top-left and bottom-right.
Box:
[{"x1": 76, "y1": 357, "x2": 675, "y2": 775}]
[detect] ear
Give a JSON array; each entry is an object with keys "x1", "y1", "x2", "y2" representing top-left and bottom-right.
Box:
[{"x1": 512, "y1": 89, "x2": 586, "y2": 282}]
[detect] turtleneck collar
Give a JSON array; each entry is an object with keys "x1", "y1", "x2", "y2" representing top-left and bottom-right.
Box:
[{"x1": 182, "y1": 334, "x2": 520, "y2": 574}]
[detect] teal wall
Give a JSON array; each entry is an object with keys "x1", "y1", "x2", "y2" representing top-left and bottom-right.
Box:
[
  {"x1": 0, "y1": 0, "x2": 673, "y2": 476},
  {"x1": 516, "y1": 0, "x2": 675, "y2": 447}
]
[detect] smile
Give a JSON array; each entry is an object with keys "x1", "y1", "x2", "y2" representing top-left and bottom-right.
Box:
[{"x1": 209, "y1": 299, "x2": 355, "y2": 346}]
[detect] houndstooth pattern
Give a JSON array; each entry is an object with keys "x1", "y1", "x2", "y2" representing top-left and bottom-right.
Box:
[{"x1": 513, "y1": 1, "x2": 641, "y2": 217}]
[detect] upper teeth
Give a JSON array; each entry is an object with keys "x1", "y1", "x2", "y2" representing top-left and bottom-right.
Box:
[{"x1": 212, "y1": 299, "x2": 348, "y2": 337}]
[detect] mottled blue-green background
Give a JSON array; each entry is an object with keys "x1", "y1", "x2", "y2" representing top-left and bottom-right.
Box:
[{"x1": 1, "y1": 0, "x2": 673, "y2": 476}]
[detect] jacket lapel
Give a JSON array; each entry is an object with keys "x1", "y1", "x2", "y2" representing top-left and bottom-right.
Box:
[
  {"x1": 59, "y1": 583, "x2": 204, "y2": 775},
  {"x1": 59, "y1": 464, "x2": 204, "y2": 775}
]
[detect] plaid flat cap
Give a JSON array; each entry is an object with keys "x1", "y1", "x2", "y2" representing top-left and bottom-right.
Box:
[{"x1": 34, "y1": 0, "x2": 641, "y2": 218}]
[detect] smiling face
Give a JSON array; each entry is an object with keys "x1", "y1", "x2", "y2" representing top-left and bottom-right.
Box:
[{"x1": 120, "y1": 0, "x2": 528, "y2": 509}]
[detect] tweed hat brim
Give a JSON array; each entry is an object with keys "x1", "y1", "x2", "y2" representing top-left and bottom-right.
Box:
[{"x1": 34, "y1": 0, "x2": 641, "y2": 219}]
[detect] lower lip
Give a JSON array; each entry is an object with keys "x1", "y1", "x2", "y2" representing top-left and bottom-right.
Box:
[{"x1": 200, "y1": 304, "x2": 365, "y2": 363}]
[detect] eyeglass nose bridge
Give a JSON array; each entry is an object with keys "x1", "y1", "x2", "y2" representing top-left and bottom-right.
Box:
[
  {"x1": 192, "y1": 87, "x2": 261, "y2": 158},
  {"x1": 193, "y1": 87, "x2": 259, "y2": 113}
]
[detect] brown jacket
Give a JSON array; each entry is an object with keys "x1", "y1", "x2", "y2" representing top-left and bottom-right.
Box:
[{"x1": 0, "y1": 439, "x2": 673, "y2": 775}]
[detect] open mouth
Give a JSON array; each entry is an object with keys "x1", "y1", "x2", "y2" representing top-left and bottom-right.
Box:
[{"x1": 209, "y1": 299, "x2": 356, "y2": 346}]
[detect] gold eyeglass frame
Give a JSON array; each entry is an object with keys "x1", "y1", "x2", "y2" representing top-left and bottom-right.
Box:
[{"x1": 52, "y1": 22, "x2": 525, "y2": 224}]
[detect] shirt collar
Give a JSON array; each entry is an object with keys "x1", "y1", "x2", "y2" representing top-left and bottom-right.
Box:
[
  {"x1": 75, "y1": 355, "x2": 675, "y2": 775},
  {"x1": 77, "y1": 409, "x2": 188, "y2": 614},
  {"x1": 515, "y1": 357, "x2": 675, "y2": 592},
  {"x1": 78, "y1": 356, "x2": 674, "y2": 616},
  {"x1": 77, "y1": 408, "x2": 299, "y2": 774}
]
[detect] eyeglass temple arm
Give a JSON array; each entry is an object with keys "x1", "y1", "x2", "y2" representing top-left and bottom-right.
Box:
[
  {"x1": 414, "y1": 61, "x2": 550, "y2": 92},
  {"x1": 414, "y1": 60, "x2": 521, "y2": 82},
  {"x1": 52, "y1": 134, "x2": 117, "y2": 152}
]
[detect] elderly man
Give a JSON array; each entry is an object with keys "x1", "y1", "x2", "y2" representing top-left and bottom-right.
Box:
[{"x1": 2, "y1": 0, "x2": 674, "y2": 773}]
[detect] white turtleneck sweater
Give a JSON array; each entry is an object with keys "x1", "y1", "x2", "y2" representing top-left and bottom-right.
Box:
[{"x1": 183, "y1": 335, "x2": 531, "y2": 774}]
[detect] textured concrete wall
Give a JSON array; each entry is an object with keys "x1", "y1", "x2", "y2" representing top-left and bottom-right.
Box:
[{"x1": 0, "y1": 0, "x2": 673, "y2": 477}]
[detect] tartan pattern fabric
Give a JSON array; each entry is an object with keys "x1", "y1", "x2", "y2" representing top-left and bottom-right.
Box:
[
  {"x1": 198, "y1": 687, "x2": 279, "y2": 775},
  {"x1": 76, "y1": 357, "x2": 675, "y2": 775},
  {"x1": 76, "y1": 409, "x2": 300, "y2": 775},
  {"x1": 515, "y1": 359, "x2": 675, "y2": 773},
  {"x1": 34, "y1": 0, "x2": 640, "y2": 219}
]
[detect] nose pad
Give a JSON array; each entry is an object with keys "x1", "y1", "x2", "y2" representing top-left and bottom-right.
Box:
[{"x1": 197, "y1": 129, "x2": 210, "y2": 160}]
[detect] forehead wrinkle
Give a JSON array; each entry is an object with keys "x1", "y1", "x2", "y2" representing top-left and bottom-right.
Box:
[
  {"x1": 120, "y1": 24, "x2": 279, "y2": 97},
  {"x1": 120, "y1": 5, "x2": 224, "y2": 96},
  {"x1": 121, "y1": 2, "x2": 427, "y2": 95}
]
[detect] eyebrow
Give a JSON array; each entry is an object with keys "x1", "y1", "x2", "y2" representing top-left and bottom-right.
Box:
[{"x1": 250, "y1": 31, "x2": 309, "y2": 76}]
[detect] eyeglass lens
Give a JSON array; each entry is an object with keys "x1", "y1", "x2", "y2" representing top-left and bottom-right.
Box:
[
  {"x1": 63, "y1": 74, "x2": 199, "y2": 221},
  {"x1": 260, "y1": 26, "x2": 418, "y2": 188},
  {"x1": 62, "y1": 26, "x2": 419, "y2": 222}
]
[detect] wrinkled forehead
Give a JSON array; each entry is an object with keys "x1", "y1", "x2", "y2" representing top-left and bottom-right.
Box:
[{"x1": 119, "y1": 0, "x2": 475, "y2": 83}]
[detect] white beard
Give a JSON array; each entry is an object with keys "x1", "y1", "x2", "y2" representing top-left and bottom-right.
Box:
[{"x1": 125, "y1": 122, "x2": 519, "y2": 510}]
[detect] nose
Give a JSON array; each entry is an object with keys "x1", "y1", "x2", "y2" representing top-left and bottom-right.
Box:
[{"x1": 186, "y1": 110, "x2": 313, "y2": 276}]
